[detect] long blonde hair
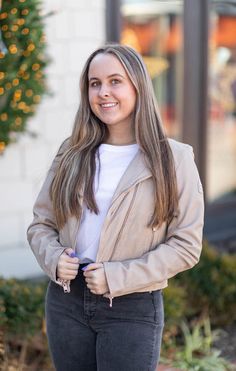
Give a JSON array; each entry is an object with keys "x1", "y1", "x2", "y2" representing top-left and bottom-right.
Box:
[{"x1": 50, "y1": 44, "x2": 178, "y2": 230}]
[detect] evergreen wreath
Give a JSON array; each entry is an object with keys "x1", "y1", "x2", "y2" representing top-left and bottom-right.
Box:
[{"x1": 0, "y1": 0, "x2": 49, "y2": 153}]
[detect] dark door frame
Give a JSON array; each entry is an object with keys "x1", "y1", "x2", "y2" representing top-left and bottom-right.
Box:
[
  {"x1": 106, "y1": 0, "x2": 121, "y2": 42},
  {"x1": 183, "y1": 0, "x2": 209, "y2": 195}
]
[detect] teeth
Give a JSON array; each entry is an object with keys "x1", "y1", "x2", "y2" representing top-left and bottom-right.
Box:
[{"x1": 101, "y1": 103, "x2": 117, "y2": 108}]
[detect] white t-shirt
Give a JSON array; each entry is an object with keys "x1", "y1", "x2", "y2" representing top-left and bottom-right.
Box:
[{"x1": 76, "y1": 143, "x2": 139, "y2": 263}]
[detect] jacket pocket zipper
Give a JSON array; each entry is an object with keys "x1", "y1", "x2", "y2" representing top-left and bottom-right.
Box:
[{"x1": 150, "y1": 226, "x2": 157, "y2": 249}]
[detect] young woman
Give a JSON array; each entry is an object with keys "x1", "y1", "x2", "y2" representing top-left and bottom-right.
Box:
[{"x1": 27, "y1": 44, "x2": 204, "y2": 371}]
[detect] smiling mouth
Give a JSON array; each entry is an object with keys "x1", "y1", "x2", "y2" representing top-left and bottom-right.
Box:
[{"x1": 100, "y1": 102, "x2": 118, "y2": 108}]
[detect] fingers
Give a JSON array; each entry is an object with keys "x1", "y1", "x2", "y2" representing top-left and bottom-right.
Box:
[
  {"x1": 83, "y1": 264, "x2": 108, "y2": 295},
  {"x1": 57, "y1": 256, "x2": 107, "y2": 294},
  {"x1": 64, "y1": 250, "x2": 79, "y2": 263},
  {"x1": 58, "y1": 271, "x2": 77, "y2": 280},
  {"x1": 57, "y1": 266, "x2": 78, "y2": 280},
  {"x1": 58, "y1": 253, "x2": 79, "y2": 266},
  {"x1": 57, "y1": 250, "x2": 79, "y2": 280},
  {"x1": 83, "y1": 263, "x2": 103, "y2": 275},
  {"x1": 64, "y1": 247, "x2": 74, "y2": 256}
]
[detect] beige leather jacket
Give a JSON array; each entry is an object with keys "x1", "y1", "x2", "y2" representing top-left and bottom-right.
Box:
[{"x1": 27, "y1": 138, "x2": 204, "y2": 300}]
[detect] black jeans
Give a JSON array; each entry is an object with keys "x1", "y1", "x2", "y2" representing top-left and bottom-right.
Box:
[{"x1": 45, "y1": 272, "x2": 164, "y2": 371}]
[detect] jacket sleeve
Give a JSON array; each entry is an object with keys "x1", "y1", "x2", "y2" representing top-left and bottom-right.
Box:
[
  {"x1": 27, "y1": 139, "x2": 69, "y2": 281},
  {"x1": 103, "y1": 146, "x2": 204, "y2": 297}
]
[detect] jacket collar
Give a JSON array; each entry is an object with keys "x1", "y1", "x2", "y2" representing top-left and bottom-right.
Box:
[
  {"x1": 68, "y1": 150, "x2": 152, "y2": 248},
  {"x1": 111, "y1": 150, "x2": 152, "y2": 205}
]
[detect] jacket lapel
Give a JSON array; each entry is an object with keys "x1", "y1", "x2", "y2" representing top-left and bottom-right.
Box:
[{"x1": 110, "y1": 150, "x2": 152, "y2": 206}]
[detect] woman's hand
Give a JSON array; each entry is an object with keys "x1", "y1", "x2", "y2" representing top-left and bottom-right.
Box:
[
  {"x1": 57, "y1": 248, "x2": 79, "y2": 280},
  {"x1": 83, "y1": 263, "x2": 109, "y2": 295}
]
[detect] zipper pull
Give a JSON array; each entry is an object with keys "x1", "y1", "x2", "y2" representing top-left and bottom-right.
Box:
[
  {"x1": 62, "y1": 280, "x2": 71, "y2": 293},
  {"x1": 109, "y1": 296, "x2": 113, "y2": 308},
  {"x1": 57, "y1": 279, "x2": 71, "y2": 293}
]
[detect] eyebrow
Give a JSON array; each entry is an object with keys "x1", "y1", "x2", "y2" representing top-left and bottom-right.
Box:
[{"x1": 88, "y1": 73, "x2": 125, "y2": 81}]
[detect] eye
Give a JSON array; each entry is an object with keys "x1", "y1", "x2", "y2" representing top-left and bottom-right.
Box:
[
  {"x1": 111, "y1": 79, "x2": 121, "y2": 85},
  {"x1": 90, "y1": 81, "x2": 100, "y2": 87}
]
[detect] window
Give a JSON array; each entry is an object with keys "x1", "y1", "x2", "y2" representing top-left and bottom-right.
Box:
[
  {"x1": 121, "y1": 0, "x2": 184, "y2": 139},
  {"x1": 207, "y1": 4, "x2": 236, "y2": 201}
]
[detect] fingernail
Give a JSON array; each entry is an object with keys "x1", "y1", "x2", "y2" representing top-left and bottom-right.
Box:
[{"x1": 69, "y1": 252, "x2": 78, "y2": 258}]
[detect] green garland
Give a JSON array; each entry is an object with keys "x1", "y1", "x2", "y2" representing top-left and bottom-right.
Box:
[{"x1": 0, "y1": 0, "x2": 49, "y2": 152}]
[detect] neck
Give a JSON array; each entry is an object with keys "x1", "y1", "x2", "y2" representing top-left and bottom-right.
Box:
[
  {"x1": 104, "y1": 126, "x2": 136, "y2": 146},
  {"x1": 104, "y1": 139, "x2": 137, "y2": 146}
]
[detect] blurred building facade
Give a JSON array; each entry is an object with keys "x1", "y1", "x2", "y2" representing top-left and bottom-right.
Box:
[
  {"x1": 114, "y1": 0, "x2": 236, "y2": 202},
  {"x1": 112, "y1": 0, "x2": 236, "y2": 250},
  {"x1": 0, "y1": 0, "x2": 105, "y2": 278}
]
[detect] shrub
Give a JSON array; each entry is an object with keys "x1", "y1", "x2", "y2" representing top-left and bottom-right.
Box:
[
  {"x1": 0, "y1": 277, "x2": 47, "y2": 335},
  {"x1": 162, "y1": 319, "x2": 233, "y2": 371},
  {"x1": 175, "y1": 242, "x2": 236, "y2": 325}
]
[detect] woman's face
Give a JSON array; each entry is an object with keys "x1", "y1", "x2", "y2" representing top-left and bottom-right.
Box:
[{"x1": 88, "y1": 53, "x2": 137, "y2": 132}]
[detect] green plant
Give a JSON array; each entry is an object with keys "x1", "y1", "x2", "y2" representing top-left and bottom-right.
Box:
[
  {"x1": 161, "y1": 281, "x2": 187, "y2": 350},
  {"x1": 163, "y1": 282, "x2": 187, "y2": 322},
  {"x1": 176, "y1": 242, "x2": 236, "y2": 325},
  {"x1": 0, "y1": 277, "x2": 47, "y2": 335},
  {"x1": 162, "y1": 319, "x2": 233, "y2": 371},
  {"x1": 0, "y1": 277, "x2": 53, "y2": 369},
  {"x1": 0, "y1": 0, "x2": 50, "y2": 152},
  {"x1": 162, "y1": 241, "x2": 236, "y2": 335},
  {"x1": 160, "y1": 242, "x2": 236, "y2": 369}
]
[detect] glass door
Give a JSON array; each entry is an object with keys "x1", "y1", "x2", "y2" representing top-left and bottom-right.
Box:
[
  {"x1": 120, "y1": 0, "x2": 184, "y2": 139},
  {"x1": 207, "y1": 1, "x2": 236, "y2": 201}
]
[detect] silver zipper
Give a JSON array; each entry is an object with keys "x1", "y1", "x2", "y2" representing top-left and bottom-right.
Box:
[
  {"x1": 109, "y1": 296, "x2": 113, "y2": 307},
  {"x1": 150, "y1": 226, "x2": 157, "y2": 249},
  {"x1": 57, "y1": 279, "x2": 71, "y2": 293}
]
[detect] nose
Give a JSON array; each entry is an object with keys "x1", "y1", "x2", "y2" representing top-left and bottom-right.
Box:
[{"x1": 98, "y1": 83, "x2": 110, "y2": 98}]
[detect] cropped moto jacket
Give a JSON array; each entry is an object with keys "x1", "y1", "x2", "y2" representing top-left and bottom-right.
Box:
[{"x1": 27, "y1": 138, "x2": 204, "y2": 299}]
